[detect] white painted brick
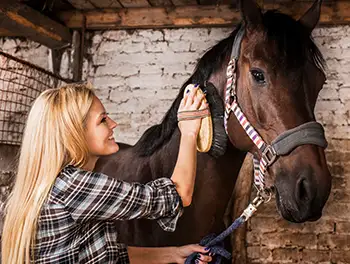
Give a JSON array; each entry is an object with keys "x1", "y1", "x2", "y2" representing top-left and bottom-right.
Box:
[
  {"x1": 121, "y1": 42, "x2": 145, "y2": 54},
  {"x1": 314, "y1": 26, "x2": 350, "y2": 38},
  {"x1": 94, "y1": 52, "x2": 158, "y2": 65},
  {"x1": 109, "y1": 87, "x2": 132, "y2": 103},
  {"x1": 162, "y1": 63, "x2": 187, "y2": 75},
  {"x1": 91, "y1": 76, "x2": 126, "y2": 89},
  {"x1": 315, "y1": 100, "x2": 343, "y2": 112},
  {"x1": 144, "y1": 42, "x2": 168, "y2": 53},
  {"x1": 316, "y1": 110, "x2": 349, "y2": 126},
  {"x1": 1, "y1": 39, "x2": 18, "y2": 50},
  {"x1": 95, "y1": 63, "x2": 139, "y2": 77},
  {"x1": 164, "y1": 28, "x2": 210, "y2": 42},
  {"x1": 137, "y1": 30, "x2": 164, "y2": 42},
  {"x1": 102, "y1": 30, "x2": 134, "y2": 41},
  {"x1": 326, "y1": 125, "x2": 350, "y2": 139},
  {"x1": 339, "y1": 87, "x2": 350, "y2": 102},
  {"x1": 125, "y1": 74, "x2": 163, "y2": 89},
  {"x1": 168, "y1": 41, "x2": 191, "y2": 53},
  {"x1": 91, "y1": 33, "x2": 103, "y2": 46},
  {"x1": 154, "y1": 51, "x2": 198, "y2": 65},
  {"x1": 93, "y1": 88, "x2": 111, "y2": 103},
  {"x1": 318, "y1": 87, "x2": 339, "y2": 101},
  {"x1": 139, "y1": 64, "x2": 163, "y2": 75},
  {"x1": 96, "y1": 41, "x2": 124, "y2": 54}
]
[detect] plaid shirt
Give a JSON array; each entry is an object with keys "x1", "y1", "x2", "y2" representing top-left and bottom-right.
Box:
[{"x1": 32, "y1": 165, "x2": 183, "y2": 263}]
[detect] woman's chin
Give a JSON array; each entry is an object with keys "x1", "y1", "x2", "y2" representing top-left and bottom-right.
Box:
[{"x1": 111, "y1": 142, "x2": 119, "y2": 153}]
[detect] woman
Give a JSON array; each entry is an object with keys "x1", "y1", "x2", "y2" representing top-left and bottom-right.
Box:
[{"x1": 1, "y1": 83, "x2": 212, "y2": 264}]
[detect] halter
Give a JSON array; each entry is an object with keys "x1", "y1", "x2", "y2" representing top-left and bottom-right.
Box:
[
  {"x1": 185, "y1": 25, "x2": 329, "y2": 264},
  {"x1": 224, "y1": 26, "x2": 328, "y2": 203}
]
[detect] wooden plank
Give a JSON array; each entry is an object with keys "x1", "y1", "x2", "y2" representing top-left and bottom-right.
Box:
[
  {"x1": 67, "y1": 0, "x2": 95, "y2": 10},
  {"x1": 0, "y1": 1, "x2": 71, "y2": 49},
  {"x1": 58, "y1": 5, "x2": 240, "y2": 29},
  {"x1": 0, "y1": 27, "x2": 19, "y2": 37},
  {"x1": 148, "y1": 0, "x2": 173, "y2": 7},
  {"x1": 198, "y1": 0, "x2": 216, "y2": 5},
  {"x1": 68, "y1": 0, "x2": 122, "y2": 10},
  {"x1": 118, "y1": 0, "x2": 150, "y2": 8},
  {"x1": 90, "y1": 0, "x2": 122, "y2": 9},
  {"x1": 171, "y1": 0, "x2": 197, "y2": 5},
  {"x1": 58, "y1": 1, "x2": 350, "y2": 29}
]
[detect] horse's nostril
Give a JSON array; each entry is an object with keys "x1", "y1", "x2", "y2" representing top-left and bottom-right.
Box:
[{"x1": 296, "y1": 177, "x2": 311, "y2": 203}]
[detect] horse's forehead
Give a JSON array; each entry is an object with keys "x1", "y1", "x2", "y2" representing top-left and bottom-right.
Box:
[{"x1": 241, "y1": 34, "x2": 283, "y2": 71}]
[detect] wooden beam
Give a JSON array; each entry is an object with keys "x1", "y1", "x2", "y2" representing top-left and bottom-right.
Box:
[
  {"x1": 0, "y1": 27, "x2": 19, "y2": 37},
  {"x1": 170, "y1": 0, "x2": 196, "y2": 6},
  {"x1": 118, "y1": 0, "x2": 150, "y2": 8},
  {"x1": 58, "y1": 5, "x2": 240, "y2": 29},
  {"x1": 148, "y1": 0, "x2": 173, "y2": 7},
  {"x1": 67, "y1": 0, "x2": 95, "y2": 10},
  {"x1": 67, "y1": 0, "x2": 122, "y2": 10},
  {"x1": 58, "y1": 1, "x2": 350, "y2": 30},
  {"x1": 90, "y1": 0, "x2": 122, "y2": 9},
  {"x1": 0, "y1": 1, "x2": 71, "y2": 49}
]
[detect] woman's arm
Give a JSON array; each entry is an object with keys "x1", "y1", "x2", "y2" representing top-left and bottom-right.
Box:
[
  {"x1": 61, "y1": 168, "x2": 182, "y2": 227},
  {"x1": 171, "y1": 87, "x2": 206, "y2": 207},
  {"x1": 170, "y1": 133, "x2": 197, "y2": 207},
  {"x1": 128, "y1": 244, "x2": 212, "y2": 264}
]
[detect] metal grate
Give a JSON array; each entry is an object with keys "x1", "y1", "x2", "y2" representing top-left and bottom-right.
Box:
[{"x1": 0, "y1": 51, "x2": 72, "y2": 145}]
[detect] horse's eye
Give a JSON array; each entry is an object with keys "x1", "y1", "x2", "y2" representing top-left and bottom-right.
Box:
[{"x1": 251, "y1": 70, "x2": 266, "y2": 84}]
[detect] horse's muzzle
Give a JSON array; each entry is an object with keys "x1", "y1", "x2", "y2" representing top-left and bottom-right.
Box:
[{"x1": 275, "y1": 164, "x2": 331, "y2": 223}]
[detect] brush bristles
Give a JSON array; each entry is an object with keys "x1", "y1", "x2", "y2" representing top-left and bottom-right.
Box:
[{"x1": 201, "y1": 82, "x2": 228, "y2": 158}]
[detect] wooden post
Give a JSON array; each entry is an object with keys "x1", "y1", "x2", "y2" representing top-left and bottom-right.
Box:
[{"x1": 231, "y1": 155, "x2": 254, "y2": 264}]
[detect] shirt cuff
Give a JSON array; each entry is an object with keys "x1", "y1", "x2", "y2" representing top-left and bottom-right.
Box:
[
  {"x1": 118, "y1": 243, "x2": 130, "y2": 263},
  {"x1": 148, "y1": 178, "x2": 184, "y2": 232}
]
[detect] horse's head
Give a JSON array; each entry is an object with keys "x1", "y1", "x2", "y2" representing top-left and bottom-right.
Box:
[{"x1": 218, "y1": 0, "x2": 331, "y2": 223}]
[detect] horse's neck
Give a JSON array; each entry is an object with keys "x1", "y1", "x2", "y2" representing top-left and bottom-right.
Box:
[{"x1": 148, "y1": 128, "x2": 182, "y2": 180}]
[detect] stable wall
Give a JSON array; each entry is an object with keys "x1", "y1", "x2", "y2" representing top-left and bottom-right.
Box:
[{"x1": 1, "y1": 25, "x2": 349, "y2": 263}]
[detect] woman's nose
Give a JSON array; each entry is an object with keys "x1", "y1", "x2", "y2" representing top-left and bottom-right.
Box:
[{"x1": 109, "y1": 118, "x2": 117, "y2": 129}]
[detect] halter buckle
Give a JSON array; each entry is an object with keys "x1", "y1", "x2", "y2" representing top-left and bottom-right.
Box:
[{"x1": 262, "y1": 145, "x2": 277, "y2": 167}]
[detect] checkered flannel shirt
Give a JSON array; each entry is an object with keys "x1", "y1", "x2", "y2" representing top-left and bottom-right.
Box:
[{"x1": 32, "y1": 165, "x2": 183, "y2": 263}]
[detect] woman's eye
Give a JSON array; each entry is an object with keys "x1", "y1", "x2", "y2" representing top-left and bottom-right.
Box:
[
  {"x1": 101, "y1": 117, "x2": 107, "y2": 123},
  {"x1": 251, "y1": 70, "x2": 266, "y2": 84}
]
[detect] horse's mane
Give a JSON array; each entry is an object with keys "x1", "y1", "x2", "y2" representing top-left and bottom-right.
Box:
[{"x1": 134, "y1": 10, "x2": 325, "y2": 157}]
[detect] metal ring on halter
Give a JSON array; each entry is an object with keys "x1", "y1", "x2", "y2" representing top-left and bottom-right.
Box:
[{"x1": 259, "y1": 189, "x2": 273, "y2": 203}]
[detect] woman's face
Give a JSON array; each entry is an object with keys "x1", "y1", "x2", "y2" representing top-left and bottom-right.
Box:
[{"x1": 85, "y1": 96, "x2": 119, "y2": 160}]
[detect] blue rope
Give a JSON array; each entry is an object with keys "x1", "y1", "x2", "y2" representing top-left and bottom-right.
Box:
[{"x1": 185, "y1": 216, "x2": 245, "y2": 264}]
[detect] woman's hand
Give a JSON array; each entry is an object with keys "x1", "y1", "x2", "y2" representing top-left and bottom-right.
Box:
[
  {"x1": 173, "y1": 244, "x2": 212, "y2": 264},
  {"x1": 178, "y1": 86, "x2": 207, "y2": 138}
]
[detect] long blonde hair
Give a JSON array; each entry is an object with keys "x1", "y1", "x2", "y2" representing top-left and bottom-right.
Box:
[{"x1": 1, "y1": 83, "x2": 95, "y2": 264}]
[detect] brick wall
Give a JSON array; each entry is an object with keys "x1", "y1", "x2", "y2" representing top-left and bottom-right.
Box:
[{"x1": 1, "y1": 25, "x2": 349, "y2": 263}]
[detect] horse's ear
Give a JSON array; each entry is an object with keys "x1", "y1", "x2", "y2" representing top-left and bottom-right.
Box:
[
  {"x1": 239, "y1": 0, "x2": 262, "y2": 28},
  {"x1": 298, "y1": 0, "x2": 322, "y2": 34}
]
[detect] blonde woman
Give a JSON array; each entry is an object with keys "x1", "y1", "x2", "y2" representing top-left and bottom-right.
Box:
[{"x1": 1, "y1": 83, "x2": 212, "y2": 264}]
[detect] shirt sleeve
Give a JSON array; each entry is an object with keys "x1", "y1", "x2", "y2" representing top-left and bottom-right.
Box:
[{"x1": 62, "y1": 169, "x2": 183, "y2": 232}]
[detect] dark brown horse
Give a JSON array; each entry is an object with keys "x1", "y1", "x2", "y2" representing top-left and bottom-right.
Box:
[{"x1": 95, "y1": 0, "x2": 331, "y2": 252}]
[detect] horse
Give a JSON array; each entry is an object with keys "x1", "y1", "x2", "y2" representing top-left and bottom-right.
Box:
[{"x1": 95, "y1": 0, "x2": 332, "y2": 255}]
